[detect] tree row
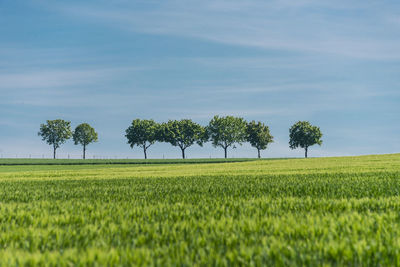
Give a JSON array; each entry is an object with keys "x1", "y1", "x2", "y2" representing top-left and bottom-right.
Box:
[
  {"x1": 38, "y1": 121, "x2": 98, "y2": 159},
  {"x1": 38, "y1": 116, "x2": 322, "y2": 159}
]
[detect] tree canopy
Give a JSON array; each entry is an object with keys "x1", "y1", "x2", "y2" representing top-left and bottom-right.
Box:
[
  {"x1": 38, "y1": 119, "x2": 72, "y2": 159},
  {"x1": 73, "y1": 123, "x2": 98, "y2": 159},
  {"x1": 125, "y1": 119, "x2": 160, "y2": 159},
  {"x1": 160, "y1": 119, "x2": 208, "y2": 159},
  {"x1": 246, "y1": 121, "x2": 274, "y2": 158},
  {"x1": 207, "y1": 115, "x2": 247, "y2": 158},
  {"x1": 33, "y1": 116, "x2": 327, "y2": 159},
  {"x1": 289, "y1": 121, "x2": 322, "y2": 158}
]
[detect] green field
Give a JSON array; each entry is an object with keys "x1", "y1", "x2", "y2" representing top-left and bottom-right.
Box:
[
  {"x1": 1, "y1": 154, "x2": 400, "y2": 266},
  {"x1": 0, "y1": 158, "x2": 259, "y2": 166}
]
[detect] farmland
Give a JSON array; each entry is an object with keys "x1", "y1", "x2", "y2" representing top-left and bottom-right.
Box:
[
  {"x1": 0, "y1": 154, "x2": 400, "y2": 266},
  {"x1": 0, "y1": 158, "x2": 257, "y2": 166}
]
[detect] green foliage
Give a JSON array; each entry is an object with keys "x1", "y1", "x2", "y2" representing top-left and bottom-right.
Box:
[
  {"x1": 73, "y1": 123, "x2": 98, "y2": 146},
  {"x1": 125, "y1": 119, "x2": 160, "y2": 159},
  {"x1": 38, "y1": 119, "x2": 72, "y2": 159},
  {"x1": 289, "y1": 121, "x2": 322, "y2": 158},
  {"x1": 246, "y1": 120, "x2": 274, "y2": 158},
  {"x1": 73, "y1": 123, "x2": 98, "y2": 159},
  {"x1": 207, "y1": 115, "x2": 247, "y2": 158},
  {"x1": 160, "y1": 119, "x2": 208, "y2": 158},
  {"x1": 0, "y1": 154, "x2": 400, "y2": 265}
]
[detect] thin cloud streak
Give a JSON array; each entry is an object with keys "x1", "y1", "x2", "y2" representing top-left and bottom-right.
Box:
[
  {"x1": 0, "y1": 67, "x2": 138, "y2": 90},
  {"x1": 47, "y1": 0, "x2": 400, "y2": 60},
  {"x1": 1, "y1": 0, "x2": 398, "y2": 158}
]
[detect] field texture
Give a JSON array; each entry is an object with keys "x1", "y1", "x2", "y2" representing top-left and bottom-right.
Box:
[
  {"x1": 0, "y1": 158, "x2": 257, "y2": 166},
  {"x1": 0, "y1": 154, "x2": 399, "y2": 266}
]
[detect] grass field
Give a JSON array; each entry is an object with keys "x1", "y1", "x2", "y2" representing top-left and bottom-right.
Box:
[
  {"x1": 0, "y1": 158, "x2": 259, "y2": 166},
  {"x1": 1, "y1": 154, "x2": 399, "y2": 266}
]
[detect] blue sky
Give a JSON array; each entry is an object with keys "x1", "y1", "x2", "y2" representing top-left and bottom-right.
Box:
[{"x1": 1, "y1": 0, "x2": 399, "y2": 159}]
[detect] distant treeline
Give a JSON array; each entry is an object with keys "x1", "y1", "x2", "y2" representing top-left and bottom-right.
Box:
[{"x1": 38, "y1": 116, "x2": 322, "y2": 159}]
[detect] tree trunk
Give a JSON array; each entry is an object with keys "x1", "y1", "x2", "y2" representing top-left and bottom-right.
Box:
[
  {"x1": 143, "y1": 146, "x2": 147, "y2": 159},
  {"x1": 181, "y1": 148, "x2": 186, "y2": 159},
  {"x1": 53, "y1": 145, "x2": 56, "y2": 159},
  {"x1": 257, "y1": 149, "x2": 261, "y2": 159},
  {"x1": 224, "y1": 147, "x2": 228, "y2": 159},
  {"x1": 305, "y1": 147, "x2": 308, "y2": 158},
  {"x1": 83, "y1": 144, "x2": 86, "y2": 159}
]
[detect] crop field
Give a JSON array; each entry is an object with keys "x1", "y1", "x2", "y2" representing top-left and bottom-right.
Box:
[
  {"x1": 0, "y1": 158, "x2": 258, "y2": 166},
  {"x1": 0, "y1": 154, "x2": 400, "y2": 266}
]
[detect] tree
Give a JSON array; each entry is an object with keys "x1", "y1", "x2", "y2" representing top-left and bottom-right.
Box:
[
  {"x1": 160, "y1": 119, "x2": 208, "y2": 159},
  {"x1": 246, "y1": 121, "x2": 274, "y2": 158},
  {"x1": 72, "y1": 123, "x2": 98, "y2": 159},
  {"x1": 289, "y1": 121, "x2": 322, "y2": 158},
  {"x1": 125, "y1": 119, "x2": 160, "y2": 159},
  {"x1": 207, "y1": 115, "x2": 247, "y2": 158},
  {"x1": 38, "y1": 119, "x2": 72, "y2": 159}
]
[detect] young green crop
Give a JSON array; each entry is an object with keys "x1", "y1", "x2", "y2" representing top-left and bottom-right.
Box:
[{"x1": 0, "y1": 154, "x2": 399, "y2": 266}]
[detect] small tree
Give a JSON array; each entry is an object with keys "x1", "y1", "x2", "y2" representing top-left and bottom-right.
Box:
[
  {"x1": 289, "y1": 121, "x2": 322, "y2": 158},
  {"x1": 38, "y1": 119, "x2": 72, "y2": 159},
  {"x1": 207, "y1": 115, "x2": 247, "y2": 158},
  {"x1": 246, "y1": 121, "x2": 273, "y2": 158},
  {"x1": 72, "y1": 123, "x2": 98, "y2": 159},
  {"x1": 160, "y1": 119, "x2": 207, "y2": 159},
  {"x1": 125, "y1": 119, "x2": 159, "y2": 159}
]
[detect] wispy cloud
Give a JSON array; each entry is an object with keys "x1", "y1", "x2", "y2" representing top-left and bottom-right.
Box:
[
  {"x1": 0, "y1": 67, "x2": 138, "y2": 90},
  {"x1": 44, "y1": 0, "x2": 400, "y2": 60},
  {"x1": 1, "y1": 0, "x2": 399, "y2": 158}
]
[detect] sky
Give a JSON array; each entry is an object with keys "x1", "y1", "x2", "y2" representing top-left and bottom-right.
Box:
[{"x1": 0, "y1": 0, "x2": 399, "y2": 159}]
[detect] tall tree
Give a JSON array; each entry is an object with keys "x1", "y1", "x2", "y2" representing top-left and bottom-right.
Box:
[
  {"x1": 160, "y1": 119, "x2": 208, "y2": 159},
  {"x1": 38, "y1": 119, "x2": 72, "y2": 159},
  {"x1": 72, "y1": 123, "x2": 98, "y2": 159},
  {"x1": 125, "y1": 119, "x2": 159, "y2": 159},
  {"x1": 246, "y1": 121, "x2": 274, "y2": 158},
  {"x1": 289, "y1": 121, "x2": 322, "y2": 158},
  {"x1": 207, "y1": 115, "x2": 247, "y2": 158}
]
